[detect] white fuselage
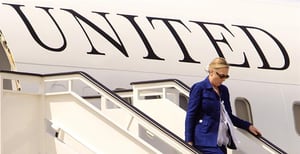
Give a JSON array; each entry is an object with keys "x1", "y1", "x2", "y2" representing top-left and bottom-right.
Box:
[{"x1": 0, "y1": 0, "x2": 299, "y2": 153}]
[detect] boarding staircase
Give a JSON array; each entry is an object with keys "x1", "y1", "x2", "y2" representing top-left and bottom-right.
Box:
[
  {"x1": 0, "y1": 71, "x2": 199, "y2": 154},
  {"x1": 0, "y1": 71, "x2": 287, "y2": 154}
]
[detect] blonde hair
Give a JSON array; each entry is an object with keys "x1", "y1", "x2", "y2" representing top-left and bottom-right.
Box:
[{"x1": 208, "y1": 57, "x2": 229, "y2": 71}]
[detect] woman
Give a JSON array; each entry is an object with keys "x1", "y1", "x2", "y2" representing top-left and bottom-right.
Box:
[{"x1": 185, "y1": 57, "x2": 261, "y2": 154}]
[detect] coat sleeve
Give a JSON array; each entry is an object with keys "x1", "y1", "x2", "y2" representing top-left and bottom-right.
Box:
[{"x1": 185, "y1": 83, "x2": 203, "y2": 142}]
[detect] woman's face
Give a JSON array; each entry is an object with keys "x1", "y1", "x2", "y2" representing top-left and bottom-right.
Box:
[{"x1": 210, "y1": 67, "x2": 229, "y2": 87}]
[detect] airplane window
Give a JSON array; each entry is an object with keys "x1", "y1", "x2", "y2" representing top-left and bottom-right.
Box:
[
  {"x1": 179, "y1": 93, "x2": 188, "y2": 111},
  {"x1": 293, "y1": 102, "x2": 300, "y2": 136},
  {"x1": 234, "y1": 97, "x2": 253, "y2": 124}
]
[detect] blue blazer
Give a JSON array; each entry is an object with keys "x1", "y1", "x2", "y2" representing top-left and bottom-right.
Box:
[{"x1": 185, "y1": 77, "x2": 251, "y2": 148}]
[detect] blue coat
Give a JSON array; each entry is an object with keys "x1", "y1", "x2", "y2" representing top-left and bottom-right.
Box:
[{"x1": 185, "y1": 77, "x2": 251, "y2": 148}]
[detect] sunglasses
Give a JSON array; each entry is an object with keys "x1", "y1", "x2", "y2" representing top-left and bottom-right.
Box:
[{"x1": 216, "y1": 72, "x2": 230, "y2": 79}]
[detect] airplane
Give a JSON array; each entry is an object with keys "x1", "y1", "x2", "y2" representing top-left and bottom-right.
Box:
[{"x1": 0, "y1": 0, "x2": 299, "y2": 153}]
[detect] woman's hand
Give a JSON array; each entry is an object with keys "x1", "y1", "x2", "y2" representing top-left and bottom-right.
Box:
[{"x1": 249, "y1": 125, "x2": 262, "y2": 136}]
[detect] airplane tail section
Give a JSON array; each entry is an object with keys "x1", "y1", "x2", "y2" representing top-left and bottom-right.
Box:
[{"x1": 0, "y1": 31, "x2": 21, "y2": 90}]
